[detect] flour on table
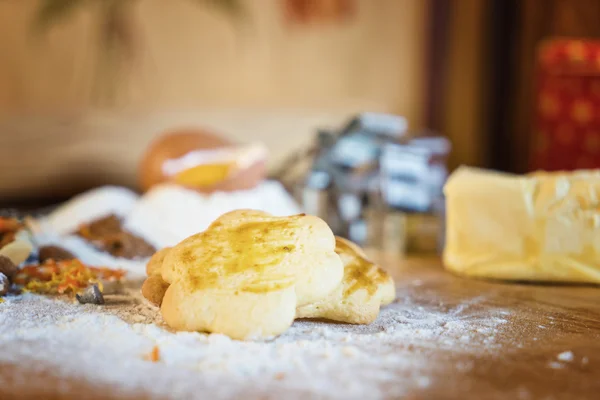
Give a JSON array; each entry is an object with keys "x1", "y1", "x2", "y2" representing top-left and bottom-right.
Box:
[
  {"x1": 9, "y1": 185, "x2": 509, "y2": 398},
  {"x1": 556, "y1": 351, "x2": 574, "y2": 362},
  {"x1": 548, "y1": 361, "x2": 564, "y2": 369},
  {"x1": 548, "y1": 351, "x2": 576, "y2": 370},
  {"x1": 0, "y1": 288, "x2": 510, "y2": 400}
]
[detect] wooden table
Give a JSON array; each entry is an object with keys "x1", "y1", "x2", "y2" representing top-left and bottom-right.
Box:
[
  {"x1": 1, "y1": 256, "x2": 600, "y2": 400},
  {"x1": 376, "y1": 255, "x2": 600, "y2": 400}
]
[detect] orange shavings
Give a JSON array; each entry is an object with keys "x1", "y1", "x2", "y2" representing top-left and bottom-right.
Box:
[
  {"x1": 13, "y1": 259, "x2": 126, "y2": 295},
  {"x1": 274, "y1": 372, "x2": 285, "y2": 380},
  {"x1": 0, "y1": 216, "x2": 22, "y2": 248},
  {"x1": 145, "y1": 345, "x2": 160, "y2": 362},
  {"x1": 0, "y1": 217, "x2": 22, "y2": 234}
]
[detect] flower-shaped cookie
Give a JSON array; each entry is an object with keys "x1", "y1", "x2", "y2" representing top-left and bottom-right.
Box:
[
  {"x1": 152, "y1": 210, "x2": 343, "y2": 340},
  {"x1": 296, "y1": 237, "x2": 395, "y2": 324},
  {"x1": 141, "y1": 247, "x2": 171, "y2": 306}
]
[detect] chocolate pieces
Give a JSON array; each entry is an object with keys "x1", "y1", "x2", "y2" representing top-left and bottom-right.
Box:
[
  {"x1": 38, "y1": 245, "x2": 75, "y2": 263},
  {"x1": 0, "y1": 255, "x2": 17, "y2": 280},
  {"x1": 75, "y1": 214, "x2": 156, "y2": 259}
]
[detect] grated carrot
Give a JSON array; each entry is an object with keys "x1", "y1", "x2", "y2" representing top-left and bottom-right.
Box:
[
  {"x1": 0, "y1": 217, "x2": 22, "y2": 234},
  {"x1": 13, "y1": 259, "x2": 126, "y2": 295},
  {"x1": 145, "y1": 345, "x2": 160, "y2": 362}
]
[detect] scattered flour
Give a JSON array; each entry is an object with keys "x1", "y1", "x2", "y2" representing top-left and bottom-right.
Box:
[
  {"x1": 42, "y1": 186, "x2": 139, "y2": 236},
  {"x1": 28, "y1": 182, "x2": 301, "y2": 277},
  {"x1": 0, "y1": 289, "x2": 510, "y2": 399},
  {"x1": 548, "y1": 361, "x2": 564, "y2": 369},
  {"x1": 27, "y1": 181, "x2": 302, "y2": 279},
  {"x1": 556, "y1": 351, "x2": 574, "y2": 362},
  {"x1": 6, "y1": 186, "x2": 511, "y2": 398}
]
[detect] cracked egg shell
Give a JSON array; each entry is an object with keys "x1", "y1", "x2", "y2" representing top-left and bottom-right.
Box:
[{"x1": 138, "y1": 128, "x2": 267, "y2": 194}]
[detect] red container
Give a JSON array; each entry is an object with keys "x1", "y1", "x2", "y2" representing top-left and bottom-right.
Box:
[{"x1": 530, "y1": 38, "x2": 600, "y2": 171}]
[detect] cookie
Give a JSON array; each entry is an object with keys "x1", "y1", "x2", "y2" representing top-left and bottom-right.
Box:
[
  {"x1": 141, "y1": 274, "x2": 171, "y2": 307},
  {"x1": 146, "y1": 247, "x2": 171, "y2": 276},
  {"x1": 159, "y1": 209, "x2": 343, "y2": 340},
  {"x1": 296, "y1": 237, "x2": 395, "y2": 324},
  {"x1": 141, "y1": 247, "x2": 172, "y2": 306}
]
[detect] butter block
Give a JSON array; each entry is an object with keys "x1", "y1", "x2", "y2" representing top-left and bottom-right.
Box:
[{"x1": 443, "y1": 166, "x2": 600, "y2": 283}]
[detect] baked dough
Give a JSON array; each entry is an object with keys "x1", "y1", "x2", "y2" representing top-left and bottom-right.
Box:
[
  {"x1": 140, "y1": 212, "x2": 397, "y2": 337},
  {"x1": 141, "y1": 247, "x2": 171, "y2": 306},
  {"x1": 145, "y1": 247, "x2": 171, "y2": 276},
  {"x1": 444, "y1": 166, "x2": 600, "y2": 283},
  {"x1": 296, "y1": 237, "x2": 395, "y2": 324},
  {"x1": 157, "y1": 210, "x2": 343, "y2": 339}
]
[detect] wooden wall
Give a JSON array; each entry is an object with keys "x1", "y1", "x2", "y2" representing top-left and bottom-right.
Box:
[
  {"x1": 442, "y1": 0, "x2": 489, "y2": 170},
  {"x1": 429, "y1": 0, "x2": 600, "y2": 173},
  {"x1": 423, "y1": 0, "x2": 489, "y2": 170},
  {"x1": 0, "y1": 0, "x2": 426, "y2": 115},
  {"x1": 0, "y1": 0, "x2": 427, "y2": 201}
]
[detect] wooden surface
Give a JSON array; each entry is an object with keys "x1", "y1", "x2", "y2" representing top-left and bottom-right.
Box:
[
  {"x1": 2, "y1": 256, "x2": 600, "y2": 399},
  {"x1": 377, "y1": 256, "x2": 600, "y2": 400}
]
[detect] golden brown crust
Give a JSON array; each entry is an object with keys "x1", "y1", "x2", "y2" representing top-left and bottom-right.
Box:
[
  {"x1": 335, "y1": 236, "x2": 368, "y2": 258},
  {"x1": 334, "y1": 237, "x2": 390, "y2": 298},
  {"x1": 141, "y1": 274, "x2": 170, "y2": 307},
  {"x1": 141, "y1": 247, "x2": 172, "y2": 306},
  {"x1": 146, "y1": 247, "x2": 171, "y2": 276},
  {"x1": 296, "y1": 236, "x2": 396, "y2": 323},
  {"x1": 159, "y1": 209, "x2": 343, "y2": 339}
]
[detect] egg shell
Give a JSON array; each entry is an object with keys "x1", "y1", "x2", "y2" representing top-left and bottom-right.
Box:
[{"x1": 138, "y1": 128, "x2": 266, "y2": 193}]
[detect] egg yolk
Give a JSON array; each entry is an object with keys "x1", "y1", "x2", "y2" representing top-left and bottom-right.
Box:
[{"x1": 173, "y1": 163, "x2": 235, "y2": 187}]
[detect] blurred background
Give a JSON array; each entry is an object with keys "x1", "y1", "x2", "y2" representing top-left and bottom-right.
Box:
[{"x1": 1, "y1": 0, "x2": 599, "y2": 205}]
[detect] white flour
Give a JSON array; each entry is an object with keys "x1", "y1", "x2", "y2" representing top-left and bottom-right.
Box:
[
  {"x1": 28, "y1": 181, "x2": 302, "y2": 279},
  {"x1": 42, "y1": 186, "x2": 140, "y2": 236},
  {"x1": 29, "y1": 182, "x2": 302, "y2": 279},
  {"x1": 5, "y1": 187, "x2": 510, "y2": 398},
  {"x1": 123, "y1": 181, "x2": 302, "y2": 247},
  {"x1": 0, "y1": 286, "x2": 509, "y2": 400}
]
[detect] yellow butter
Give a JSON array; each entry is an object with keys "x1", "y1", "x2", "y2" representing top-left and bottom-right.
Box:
[{"x1": 443, "y1": 166, "x2": 600, "y2": 283}]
